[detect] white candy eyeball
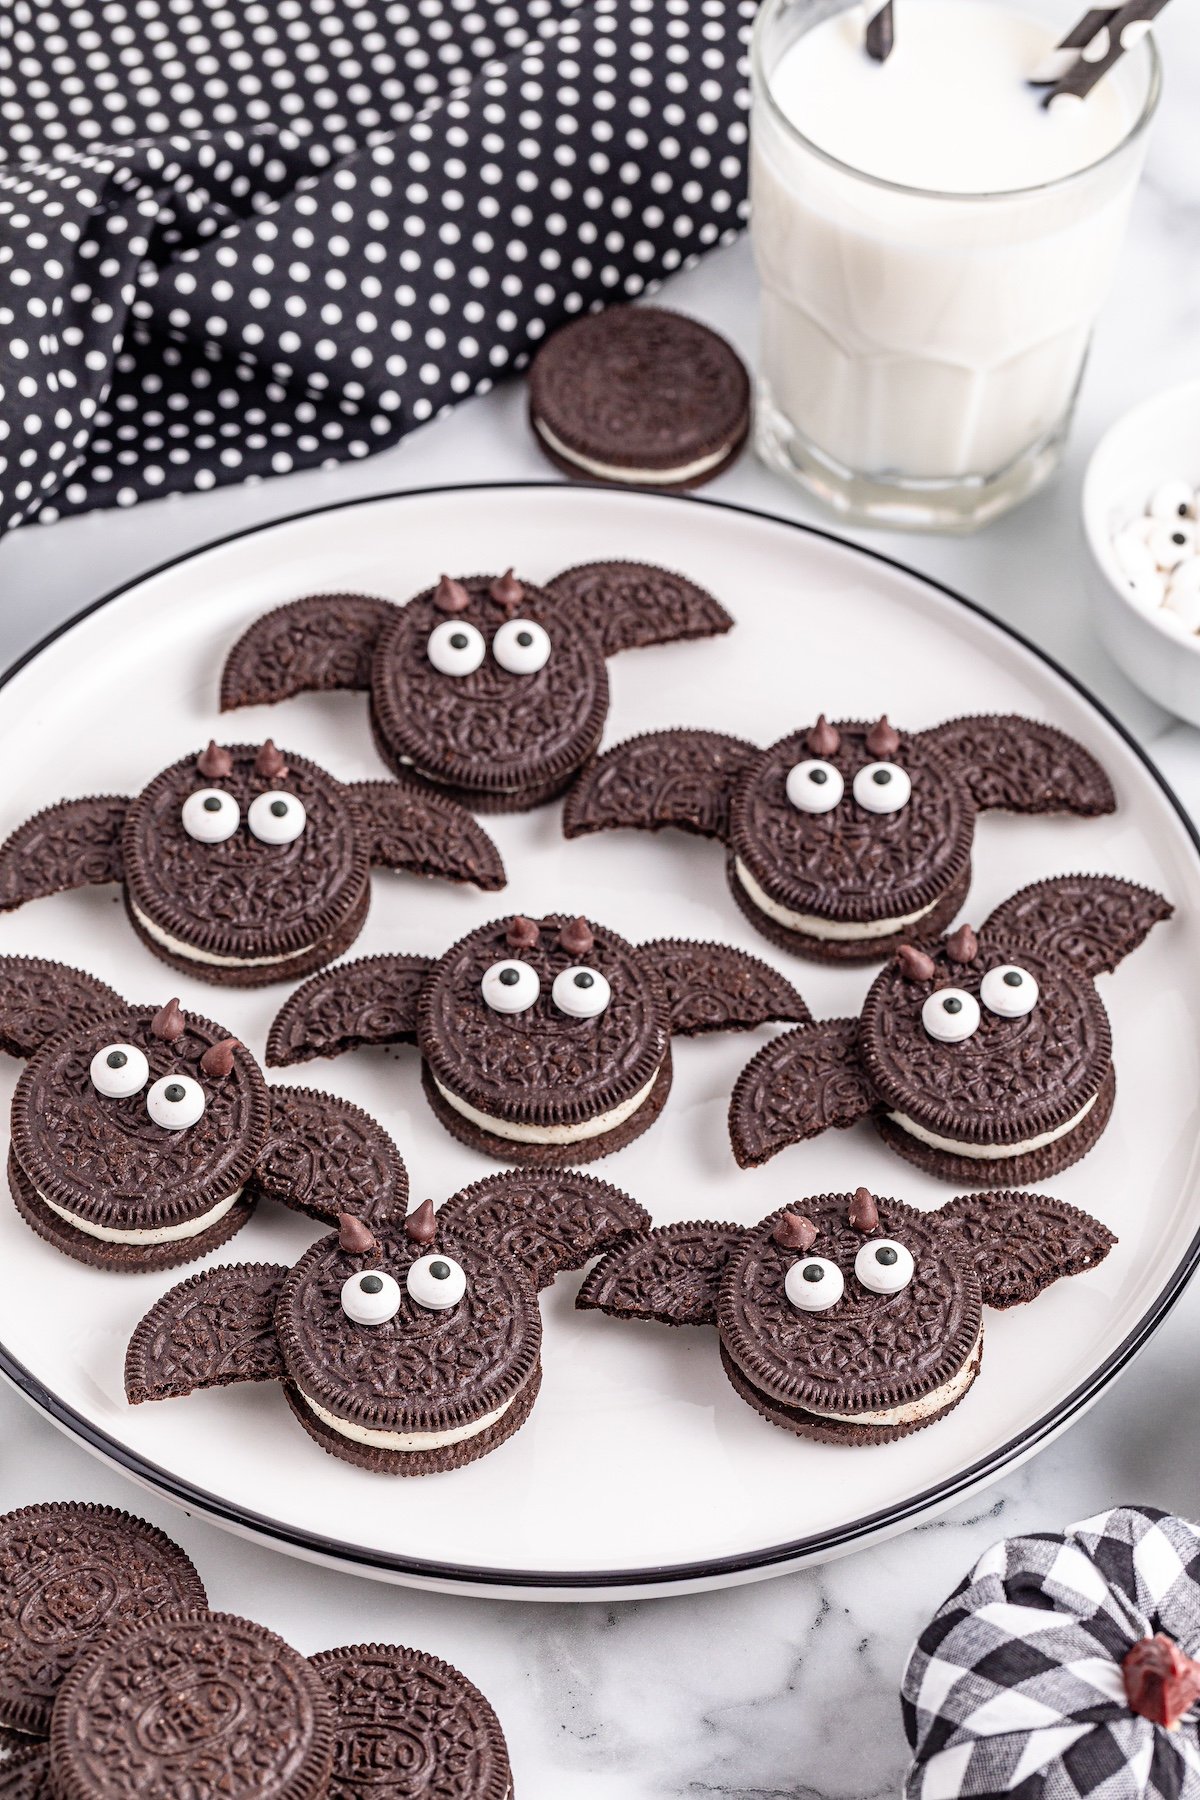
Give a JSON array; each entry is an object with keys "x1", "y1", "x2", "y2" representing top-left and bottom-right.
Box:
[
  {"x1": 921, "y1": 987, "x2": 980, "y2": 1043},
  {"x1": 980, "y1": 963, "x2": 1039, "y2": 1019},
  {"x1": 428, "y1": 619, "x2": 485, "y2": 676},
  {"x1": 89, "y1": 1043, "x2": 150, "y2": 1098},
  {"x1": 785, "y1": 1256, "x2": 845, "y2": 1313},
  {"x1": 786, "y1": 759, "x2": 844, "y2": 814},
  {"x1": 1149, "y1": 480, "x2": 1195, "y2": 523},
  {"x1": 855, "y1": 1238, "x2": 915, "y2": 1295},
  {"x1": 1127, "y1": 570, "x2": 1166, "y2": 612},
  {"x1": 1111, "y1": 527, "x2": 1158, "y2": 585},
  {"x1": 181, "y1": 788, "x2": 240, "y2": 844},
  {"x1": 247, "y1": 790, "x2": 307, "y2": 845},
  {"x1": 146, "y1": 1074, "x2": 206, "y2": 1130},
  {"x1": 341, "y1": 1268, "x2": 402, "y2": 1326},
  {"x1": 552, "y1": 965, "x2": 611, "y2": 1019},
  {"x1": 481, "y1": 959, "x2": 541, "y2": 1014},
  {"x1": 1148, "y1": 522, "x2": 1194, "y2": 572},
  {"x1": 406, "y1": 1252, "x2": 467, "y2": 1311},
  {"x1": 1165, "y1": 573, "x2": 1200, "y2": 634},
  {"x1": 853, "y1": 762, "x2": 912, "y2": 814},
  {"x1": 493, "y1": 617, "x2": 551, "y2": 675}
]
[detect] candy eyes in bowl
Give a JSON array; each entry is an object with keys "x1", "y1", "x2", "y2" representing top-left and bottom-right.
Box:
[{"x1": 921, "y1": 965, "x2": 1039, "y2": 1041}]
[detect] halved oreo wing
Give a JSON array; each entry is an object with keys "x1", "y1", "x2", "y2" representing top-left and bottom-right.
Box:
[
  {"x1": 728, "y1": 1019, "x2": 874, "y2": 1168},
  {"x1": 916, "y1": 715, "x2": 1115, "y2": 816},
  {"x1": 125, "y1": 1264, "x2": 289, "y2": 1404},
  {"x1": 577, "y1": 1221, "x2": 746, "y2": 1326},
  {"x1": 345, "y1": 781, "x2": 505, "y2": 891},
  {"x1": 938, "y1": 1190, "x2": 1116, "y2": 1309},
  {"x1": 0, "y1": 957, "x2": 125, "y2": 1060},
  {"x1": 642, "y1": 939, "x2": 810, "y2": 1037},
  {"x1": 563, "y1": 729, "x2": 757, "y2": 843},
  {"x1": 255, "y1": 1086, "x2": 409, "y2": 1226},
  {"x1": 266, "y1": 954, "x2": 434, "y2": 1067},
  {"x1": 981, "y1": 875, "x2": 1172, "y2": 976},
  {"x1": 438, "y1": 1171, "x2": 651, "y2": 1291},
  {"x1": 0, "y1": 1742, "x2": 52, "y2": 1797},
  {"x1": 219, "y1": 593, "x2": 397, "y2": 710},
  {"x1": 0, "y1": 797, "x2": 128, "y2": 912},
  {"x1": 546, "y1": 561, "x2": 734, "y2": 659}
]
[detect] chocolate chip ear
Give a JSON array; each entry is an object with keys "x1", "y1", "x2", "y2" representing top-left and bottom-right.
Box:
[
  {"x1": 642, "y1": 938, "x2": 810, "y2": 1037},
  {"x1": 344, "y1": 780, "x2": 506, "y2": 891},
  {"x1": 125, "y1": 1264, "x2": 289, "y2": 1404},
  {"x1": 219, "y1": 592, "x2": 397, "y2": 710},
  {"x1": 252, "y1": 1086, "x2": 409, "y2": 1226},
  {"x1": 0, "y1": 795, "x2": 129, "y2": 913},
  {"x1": 546, "y1": 560, "x2": 734, "y2": 658},
  {"x1": 936, "y1": 1190, "x2": 1115, "y2": 1309},
  {"x1": 265, "y1": 953, "x2": 434, "y2": 1067},
  {"x1": 576, "y1": 1221, "x2": 746, "y2": 1325},
  {"x1": 980, "y1": 875, "x2": 1172, "y2": 977},
  {"x1": 438, "y1": 1171, "x2": 651, "y2": 1291},
  {"x1": 728, "y1": 1019, "x2": 874, "y2": 1168},
  {"x1": 0, "y1": 955, "x2": 125, "y2": 1060},
  {"x1": 563, "y1": 729, "x2": 758, "y2": 844},
  {"x1": 915, "y1": 715, "x2": 1115, "y2": 817}
]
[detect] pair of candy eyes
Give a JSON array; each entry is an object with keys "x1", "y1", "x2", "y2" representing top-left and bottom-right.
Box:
[
  {"x1": 182, "y1": 788, "x2": 306, "y2": 846},
  {"x1": 481, "y1": 960, "x2": 611, "y2": 1018},
  {"x1": 341, "y1": 1254, "x2": 466, "y2": 1322},
  {"x1": 785, "y1": 1240, "x2": 915, "y2": 1311},
  {"x1": 921, "y1": 965, "x2": 1039, "y2": 1042},
  {"x1": 787, "y1": 759, "x2": 911, "y2": 817},
  {"x1": 428, "y1": 618, "x2": 551, "y2": 678},
  {"x1": 89, "y1": 1046, "x2": 206, "y2": 1128}
]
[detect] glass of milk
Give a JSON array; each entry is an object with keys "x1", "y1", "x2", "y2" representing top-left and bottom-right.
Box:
[{"x1": 751, "y1": 0, "x2": 1161, "y2": 530}]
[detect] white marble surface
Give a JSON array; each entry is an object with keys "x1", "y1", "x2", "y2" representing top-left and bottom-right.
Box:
[{"x1": 1, "y1": 15, "x2": 1199, "y2": 1793}]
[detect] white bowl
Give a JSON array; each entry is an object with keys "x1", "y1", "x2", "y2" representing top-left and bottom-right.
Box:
[{"x1": 1083, "y1": 378, "x2": 1200, "y2": 726}]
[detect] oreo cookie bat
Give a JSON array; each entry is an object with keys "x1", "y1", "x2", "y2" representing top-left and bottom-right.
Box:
[
  {"x1": 563, "y1": 713, "x2": 1115, "y2": 962},
  {"x1": 0, "y1": 740, "x2": 504, "y2": 988},
  {"x1": 126, "y1": 1174, "x2": 652, "y2": 1474},
  {"x1": 728, "y1": 874, "x2": 1171, "y2": 1183},
  {"x1": 0, "y1": 957, "x2": 409, "y2": 1271},
  {"x1": 577, "y1": 1187, "x2": 1115, "y2": 1445},
  {"x1": 218, "y1": 564, "x2": 733, "y2": 813},
  {"x1": 265, "y1": 912, "x2": 810, "y2": 1166}
]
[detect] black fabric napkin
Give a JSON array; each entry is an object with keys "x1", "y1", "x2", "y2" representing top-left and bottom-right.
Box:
[{"x1": 0, "y1": 0, "x2": 754, "y2": 534}]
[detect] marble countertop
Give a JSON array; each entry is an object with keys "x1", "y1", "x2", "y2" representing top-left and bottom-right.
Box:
[{"x1": 1, "y1": 15, "x2": 1199, "y2": 1793}]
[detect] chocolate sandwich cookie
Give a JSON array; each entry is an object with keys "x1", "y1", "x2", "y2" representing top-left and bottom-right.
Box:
[
  {"x1": 49, "y1": 1608, "x2": 336, "y2": 1800},
  {"x1": 579, "y1": 1187, "x2": 1114, "y2": 1445},
  {"x1": 127, "y1": 1173, "x2": 651, "y2": 1474},
  {"x1": 265, "y1": 914, "x2": 809, "y2": 1166},
  {"x1": 219, "y1": 566, "x2": 733, "y2": 813},
  {"x1": 0, "y1": 1744, "x2": 49, "y2": 1797},
  {"x1": 0, "y1": 740, "x2": 504, "y2": 988},
  {"x1": 527, "y1": 305, "x2": 750, "y2": 489},
  {"x1": 727, "y1": 874, "x2": 1171, "y2": 1182},
  {"x1": 564, "y1": 713, "x2": 1116, "y2": 962},
  {"x1": 0, "y1": 957, "x2": 410, "y2": 1271}
]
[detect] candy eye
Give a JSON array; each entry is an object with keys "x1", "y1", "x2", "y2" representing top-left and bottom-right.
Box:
[
  {"x1": 428, "y1": 619, "x2": 485, "y2": 676},
  {"x1": 247, "y1": 790, "x2": 306, "y2": 845},
  {"x1": 493, "y1": 618, "x2": 551, "y2": 675},
  {"x1": 854, "y1": 1239, "x2": 915, "y2": 1294},
  {"x1": 921, "y1": 987, "x2": 980, "y2": 1043},
  {"x1": 980, "y1": 964, "x2": 1039, "y2": 1019},
  {"x1": 481, "y1": 959, "x2": 541, "y2": 1014},
  {"x1": 341, "y1": 1269, "x2": 402, "y2": 1326},
  {"x1": 406, "y1": 1252, "x2": 467, "y2": 1311},
  {"x1": 181, "y1": 789, "x2": 240, "y2": 844},
  {"x1": 146, "y1": 1074, "x2": 206, "y2": 1130},
  {"x1": 853, "y1": 762, "x2": 912, "y2": 814},
  {"x1": 786, "y1": 759, "x2": 844, "y2": 814},
  {"x1": 551, "y1": 965, "x2": 611, "y2": 1019},
  {"x1": 89, "y1": 1043, "x2": 149, "y2": 1098},
  {"x1": 785, "y1": 1256, "x2": 845, "y2": 1312}
]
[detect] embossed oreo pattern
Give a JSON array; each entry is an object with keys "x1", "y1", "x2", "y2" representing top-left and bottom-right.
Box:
[
  {"x1": 547, "y1": 563, "x2": 735, "y2": 660},
  {"x1": 0, "y1": 958, "x2": 123, "y2": 1061},
  {"x1": 125, "y1": 1264, "x2": 289, "y2": 1405},
  {"x1": 438, "y1": 1170, "x2": 650, "y2": 1291},
  {"x1": 0, "y1": 799, "x2": 128, "y2": 913},
  {"x1": 252, "y1": 1087, "x2": 409, "y2": 1227},
  {"x1": 220, "y1": 596, "x2": 399, "y2": 711},
  {"x1": 267, "y1": 954, "x2": 433, "y2": 1068}
]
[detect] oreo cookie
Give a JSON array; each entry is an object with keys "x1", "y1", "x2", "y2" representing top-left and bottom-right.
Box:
[
  {"x1": 219, "y1": 566, "x2": 732, "y2": 813},
  {"x1": 579, "y1": 1188, "x2": 1114, "y2": 1445},
  {"x1": 526, "y1": 305, "x2": 750, "y2": 489},
  {"x1": 265, "y1": 914, "x2": 809, "y2": 1166},
  {"x1": 727, "y1": 875, "x2": 1171, "y2": 1183},
  {"x1": 0, "y1": 740, "x2": 504, "y2": 988},
  {"x1": 564, "y1": 714, "x2": 1116, "y2": 962}
]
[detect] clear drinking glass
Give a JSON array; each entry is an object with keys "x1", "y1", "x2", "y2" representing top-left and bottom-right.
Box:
[{"x1": 750, "y1": 0, "x2": 1161, "y2": 532}]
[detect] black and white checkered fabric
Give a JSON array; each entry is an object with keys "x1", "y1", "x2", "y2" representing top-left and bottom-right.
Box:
[
  {"x1": 903, "y1": 1507, "x2": 1200, "y2": 1799},
  {"x1": 0, "y1": 0, "x2": 754, "y2": 532}
]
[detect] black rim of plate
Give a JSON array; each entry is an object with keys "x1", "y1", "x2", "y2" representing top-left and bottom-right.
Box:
[{"x1": 1, "y1": 479, "x2": 1197, "y2": 1594}]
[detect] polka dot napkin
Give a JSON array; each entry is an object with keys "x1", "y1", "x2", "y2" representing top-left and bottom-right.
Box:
[{"x1": 0, "y1": 0, "x2": 754, "y2": 532}]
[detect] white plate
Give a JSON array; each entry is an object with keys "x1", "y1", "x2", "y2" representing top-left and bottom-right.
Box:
[{"x1": 0, "y1": 483, "x2": 1197, "y2": 1602}]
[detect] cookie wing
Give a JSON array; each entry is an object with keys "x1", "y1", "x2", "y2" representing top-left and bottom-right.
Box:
[
  {"x1": 916, "y1": 715, "x2": 1115, "y2": 816},
  {"x1": 266, "y1": 954, "x2": 433, "y2": 1066},
  {"x1": 577, "y1": 1222, "x2": 746, "y2": 1326},
  {"x1": 125, "y1": 1264, "x2": 289, "y2": 1404},
  {"x1": 0, "y1": 956, "x2": 125, "y2": 1059},
  {"x1": 0, "y1": 1742, "x2": 52, "y2": 1797},
  {"x1": 344, "y1": 780, "x2": 505, "y2": 891},
  {"x1": 563, "y1": 729, "x2": 757, "y2": 842},
  {"x1": 0, "y1": 796, "x2": 129, "y2": 912},
  {"x1": 219, "y1": 593, "x2": 397, "y2": 709},
  {"x1": 938, "y1": 1190, "x2": 1116, "y2": 1309},
  {"x1": 728, "y1": 1019, "x2": 874, "y2": 1168},
  {"x1": 254, "y1": 1086, "x2": 409, "y2": 1226},
  {"x1": 546, "y1": 561, "x2": 734, "y2": 658},
  {"x1": 438, "y1": 1171, "x2": 650, "y2": 1291},
  {"x1": 981, "y1": 874, "x2": 1172, "y2": 976},
  {"x1": 642, "y1": 939, "x2": 810, "y2": 1036}
]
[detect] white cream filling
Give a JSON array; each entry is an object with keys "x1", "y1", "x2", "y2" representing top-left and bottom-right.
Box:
[
  {"x1": 534, "y1": 416, "x2": 734, "y2": 485},
  {"x1": 298, "y1": 1384, "x2": 520, "y2": 1451},
  {"x1": 38, "y1": 1185, "x2": 244, "y2": 1245},
  {"x1": 805, "y1": 1329, "x2": 984, "y2": 1428},
  {"x1": 888, "y1": 1092, "x2": 1098, "y2": 1161},
  {"x1": 432, "y1": 1067, "x2": 660, "y2": 1145},
  {"x1": 733, "y1": 859, "x2": 940, "y2": 942},
  {"x1": 131, "y1": 900, "x2": 317, "y2": 969}
]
